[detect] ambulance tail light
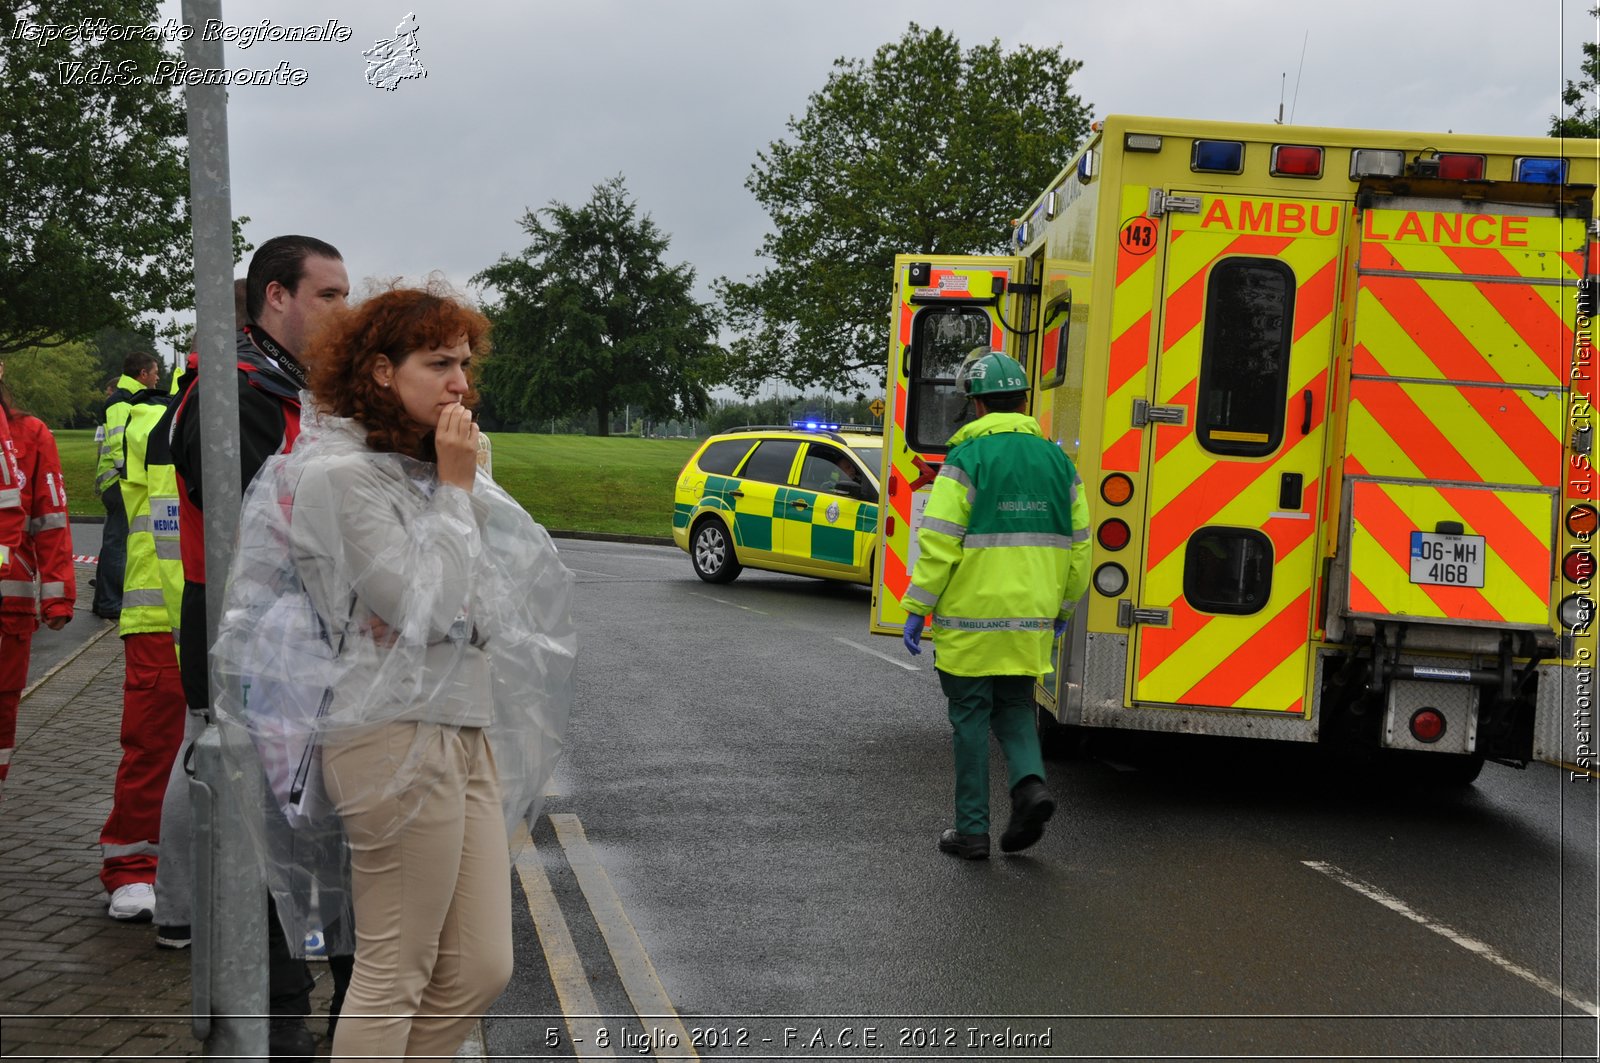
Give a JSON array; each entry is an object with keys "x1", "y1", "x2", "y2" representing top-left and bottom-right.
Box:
[
  {"x1": 1568, "y1": 503, "x2": 1598, "y2": 539},
  {"x1": 1559, "y1": 593, "x2": 1595, "y2": 632},
  {"x1": 1125, "y1": 133, "x2": 1163, "y2": 153},
  {"x1": 1564, "y1": 549, "x2": 1596, "y2": 583},
  {"x1": 1192, "y1": 140, "x2": 1244, "y2": 174},
  {"x1": 886, "y1": 515, "x2": 895, "y2": 537},
  {"x1": 1100, "y1": 473, "x2": 1134, "y2": 506},
  {"x1": 1094, "y1": 563, "x2": 1128, "y2": 597},
  {"x1": 1436, "y1": 153, "x2": 1485, "y2": 180},
  {"x1": 1350, "y1": 149, "x2": 1405, "y2": 179},
  {"x1": 1409, "y1": 708, "x2": 1446, "y2": 744},
  {"x1": 1515, "y1": 157, "x2": 1567, "y2": 184},
  {"x1": 1097, "y1": 519, "x2": 1130, "y2": 551},
  {"x1": 1271, "y1": 145, "x2": 1323, "y2": 178}
]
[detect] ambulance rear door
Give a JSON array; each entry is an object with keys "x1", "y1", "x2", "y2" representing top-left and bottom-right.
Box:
[
  {"x1": 1129, "y1": 192, "x2": 1345, "y2": 715},
  {"x1": 871, "y1": 255, "x2": 1028, "y2": 635}
]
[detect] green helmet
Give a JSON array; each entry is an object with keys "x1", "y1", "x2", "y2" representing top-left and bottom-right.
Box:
[{"x1": 956, "y1": 346, "x2": 1029, "y2": 397}]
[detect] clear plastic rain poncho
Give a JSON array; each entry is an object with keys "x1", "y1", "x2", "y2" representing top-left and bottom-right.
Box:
[{"x1": 211, "y1": 405, "x2": 575, "y2": 958}]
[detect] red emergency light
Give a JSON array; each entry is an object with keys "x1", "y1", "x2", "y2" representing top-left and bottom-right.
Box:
[
  {"x1": 1271, "y1": 145, "x2": 1323, "y2": 178},
  {"x1": 1436, "y1": 153, "x2": 1486, "y2": 180},
  {"x1": 1409, "y1": 708, "x2": 1446, "y2": 744}
]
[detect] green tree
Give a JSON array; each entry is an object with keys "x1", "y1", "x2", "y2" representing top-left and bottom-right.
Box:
[
  {"x1": 1551, "y1": 6, "x2": 1600, "y2": 138},
  {"x1": 2, "y1": 341, "x2": 103, "y2": 426},
  {"x1": 716, "y1": 24, "x2": 1091, "y2": 391},
  {"x1": 474, "y1": 176, "x2": 726, "y2": 436},
  {"x1": 0, "y1": 2, "x2": 247, "y2": 355}
]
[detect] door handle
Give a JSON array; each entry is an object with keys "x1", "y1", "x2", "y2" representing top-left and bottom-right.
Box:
[
  {"x1": 790, "y1": 499, "x2": 809, "y2": 510},
  {"x1": 1301, "y1": 389, "x2": 1313, "y2": 435},
  {"x1": 729, "y1": 489, "x2": 744, "y2": 499}
]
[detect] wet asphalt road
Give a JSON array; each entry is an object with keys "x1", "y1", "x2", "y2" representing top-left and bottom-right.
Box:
[{"x1": 489, "y1": 540, "x2": 1599, "y2": 1062}]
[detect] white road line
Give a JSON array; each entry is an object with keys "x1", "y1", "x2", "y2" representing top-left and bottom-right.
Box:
[
  {"x1": 568, "y1": 567, "x2": 622, "y2": 579},
  {"x1": 687, "y1": 591, "x2": 769, "y2": 616},
  {"x1": 834, "y1": 636, "x2": 919, "y2": 672},
  {"x1": 1303, "y1": 860, "x2": 1600, "y2": 1017}
]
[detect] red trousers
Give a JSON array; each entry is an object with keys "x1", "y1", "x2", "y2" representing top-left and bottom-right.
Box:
[
  {"x1": 0, "y1": 617, "x2": 34, "y2": 787},
  {"x1": 99, "y1": 632, "x2": 185, "y2": 893}
]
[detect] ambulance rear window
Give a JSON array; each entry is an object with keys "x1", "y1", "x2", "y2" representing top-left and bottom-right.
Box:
[
  {"x1": 1184, "y1": 527, "x2": 1273, "y2": 615},
  {"x1": 909, "y1": 306, "x2": 992, "y2": 452},
  {"x1": 1197, "y1": 258, "x2": 1295, "y2": 457}
]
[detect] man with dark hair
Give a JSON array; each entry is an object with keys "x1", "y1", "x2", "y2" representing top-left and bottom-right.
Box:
[
  {"x1": 168, "y1": 235, "x2": 350, "y2": 1060},
  {"x1": 92, "y1": 352, "x2": 161, "y2": 619},
  {"x1": 900, "y1": 347, "x2": 1091, "y2": 861}
]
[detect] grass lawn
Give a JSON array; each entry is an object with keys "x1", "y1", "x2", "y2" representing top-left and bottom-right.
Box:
[{"x1": 51, "y1": 427, "x2": 696, "y2": 540}]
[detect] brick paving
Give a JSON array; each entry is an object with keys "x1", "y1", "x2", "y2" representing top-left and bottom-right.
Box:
[{"x1": 0, "y1": 569, "x2": 337, "y2": 1060}]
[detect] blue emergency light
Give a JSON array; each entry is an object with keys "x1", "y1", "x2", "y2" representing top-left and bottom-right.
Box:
[
  {"x1": 793, "y1": 420, "x2": 841, "y2": 432},
  {"x1": 1514, "y1": 157, "x2": 1566, "y2": 184},
  {"x1": 1192, "y1": 140, "x2": 1244, "y2": 174}
]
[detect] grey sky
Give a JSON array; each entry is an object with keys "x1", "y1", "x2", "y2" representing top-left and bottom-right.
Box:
[{"x1": 145, "y1": 0, "x2": 1596, "y2": 338}]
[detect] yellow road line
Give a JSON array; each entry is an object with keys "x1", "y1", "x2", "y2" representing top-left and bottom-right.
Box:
[
  {"x1": 512, "y1": 825, "x2": 617, "y2": 1060},
  {"x1": 550, "y1": 813, "x2": 700, "y2": 1061}
]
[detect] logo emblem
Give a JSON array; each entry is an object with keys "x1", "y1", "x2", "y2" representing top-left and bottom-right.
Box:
[
  {"x1": 825, "y1": 500, "x2": 840, "y2": 524},
  {"x1": 364, "y1": 12, "x2": 427, "y2": 91}
]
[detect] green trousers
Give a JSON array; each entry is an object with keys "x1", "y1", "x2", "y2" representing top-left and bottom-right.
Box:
[{"x1": 938, "y1": 671, "x2": 1045, "y2": 835}]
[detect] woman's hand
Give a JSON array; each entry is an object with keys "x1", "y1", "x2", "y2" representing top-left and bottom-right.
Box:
[{"x1": 435, "y1": 403, "x2": 479, "y2": 491}]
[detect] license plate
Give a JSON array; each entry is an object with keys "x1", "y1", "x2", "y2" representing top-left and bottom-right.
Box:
[{"x1": 1409, "y1": 531, "x2": 1486, "y2": 588}]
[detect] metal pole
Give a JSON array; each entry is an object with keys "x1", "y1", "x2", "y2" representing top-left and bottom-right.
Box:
[{"x1": 180, "y1": 0, "x2": 267, "y2": 1056}]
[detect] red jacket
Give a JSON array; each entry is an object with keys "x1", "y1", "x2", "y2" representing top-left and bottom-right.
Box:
[{"x1": 0, "y1": 405, "x2": 74, "y2": 623}]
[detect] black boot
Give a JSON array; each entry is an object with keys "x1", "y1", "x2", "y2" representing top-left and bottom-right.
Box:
[
  {"x1": 268, "y1": 1015, "x2": 316, "y2": 1062},
  {"x1": 1000, "y1": 776, "x2": 1055, "y2": 853},
  {"x1": 938, "y1": 829, "x2": 990, "y2": 860}
]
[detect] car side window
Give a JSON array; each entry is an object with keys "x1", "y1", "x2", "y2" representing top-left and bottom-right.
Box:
[
  {"x1": 798, "y1": 445, "x2": 855, "y2": 491},
  {"x1": 738, "y1": 439, "x2": 801, "y2": 484},
  {"x1": 696, "y1": 439, "x2": 754, "y2": 475}
]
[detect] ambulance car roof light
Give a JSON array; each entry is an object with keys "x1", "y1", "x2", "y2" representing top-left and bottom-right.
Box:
[
  {"x1": 1125, "y1": 133, "x2": 1163, "y2": 153},
  {"x1": 1350, "y1": 148, "x2": 1405, "y2": 179},
  {"x1": 1077, "y1": 151, "x2": 1095, "y2": 183},
  {"x1": 1515, "y1": 157, "x2": 1567, "y2": 184},
  {"x1": 1271, "y1": 144, "x2": 1323, "y2": 178},
  {"x1": 1192, "y1": 140, "x2": 1244, "y2": 174}
]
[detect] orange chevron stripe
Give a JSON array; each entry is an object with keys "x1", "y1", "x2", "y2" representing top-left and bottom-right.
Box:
[
  {"x1": 1137, "y1": 597, "x2": 1214, "y2": 679},
  {"x1": 1103, "y1": 428, "x2": 1142, "y2": 472},
  {"x1": 1437, "y1": 487, "x2": 1553, "y2": 605},
  {"x1": 1349, "y1": 381, "x2": 1480, "y2": 482},
  {"x1": 1561, "y1": 250, "x2": 1587, "y2": 276},
  {"x1": 1177, "y1": 590, "x2": 1311, "y2": 709},
  {"x1": 1348, "y1": 570, "x2": 1383, "y2": 614},
  {"x1": 1363, "y1": 275, "x2": 1524, "y2": 384},
  {"x1": 1439, "y1": 246, "x2": 1522, "y2": 279},
  {"x1": 1470, "y1": 280, "x2": 1572, "y2": 384},
  {"x1": 1358, "y1": 240, "x2": 1402, "y2": 271},
  {"x1": 1117, "y1": 239, "x2": 1153, "y2": 285},
  {"x1": 1456, "y1": 385, "x2": 1561, "y2": 487},
  {"x1": 1350, "y1": 482, "x2": 1503, "y2": 620},
  {"x1": 1351, "y1": 341, "x2": 1384, "y2": 378},
  {"x1": 1146, "y1": 455, "x2": 1276, "y2": 572},
  {"x1": 1293, "y1": 258, "x2": 1338, "y2": 343},
  {"x1": 1108, "y1": 312, "x2": 1152, "y2": 397}
]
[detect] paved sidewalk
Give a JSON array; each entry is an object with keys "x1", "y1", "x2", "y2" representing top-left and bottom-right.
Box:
[{"x1": 0, "y1": 569, "x2": 336, "y2": 1060}]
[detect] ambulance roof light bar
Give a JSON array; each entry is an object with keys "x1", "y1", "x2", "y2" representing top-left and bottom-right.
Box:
[
  {"x1": 1515, "y1": 157, "x2": 1567, "y2": 184},
  {"x1": 1271, "y1": 144, "x2": 1323, "y2": 178},
  {"x1": 1192, "y1": 140, "x2": 1244, "y2": 174},
  {"x1": 1351, "y1": 149, "x2": 1405, "y2": 179}
]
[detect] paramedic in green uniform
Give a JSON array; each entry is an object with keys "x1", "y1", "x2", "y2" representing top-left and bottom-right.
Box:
[{"x1": 899, "y1": 348, "x2": 1091, "y2": 859}]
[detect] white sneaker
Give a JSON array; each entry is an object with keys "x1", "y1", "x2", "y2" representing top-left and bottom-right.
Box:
[{"x1": 107, "y1": 882, "x2": 156, "y2": 921}]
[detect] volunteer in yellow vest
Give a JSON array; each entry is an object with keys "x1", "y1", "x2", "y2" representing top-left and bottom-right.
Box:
[
  {"x1": 92, "y1": 354, "x2": 160, "y2": 619},
  {"x1": 899, "y1": 348, "x2": 1091, "y2": 859},
  {"x1": 99, "y1": 380, "x2": 185, "y2": 920}
]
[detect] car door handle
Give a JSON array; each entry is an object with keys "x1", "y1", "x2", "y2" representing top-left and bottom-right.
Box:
[
  {"x1": 729, "y1": 489, "x2": 744, "y2": 499},
  {"x1": 790, "y1": 499, "x2": 809, "y2": 510}
]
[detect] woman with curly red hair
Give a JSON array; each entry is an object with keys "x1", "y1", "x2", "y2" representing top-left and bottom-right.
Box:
[{"x1": 212, "y1": 283, "x2": 575, "y2": 1061}]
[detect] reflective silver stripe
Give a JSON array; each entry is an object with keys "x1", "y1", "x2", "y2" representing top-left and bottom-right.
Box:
[
  {"x1": 171, "y1": 627, "x2": 181, "y2": 647},
  {"x1": 101, "y1": 841, "x2": 159, "y2": 858},
  {"x1": 931, "y1": 613, "x2": 1053, "y2": 632},
  {"x1": 903, "y1": 584, "x2": 938, "y2": 609},
  {"x1": 0, "y1": 580, "x2": 35, "y2": 596},
  {"x1": 105, "y1": 425, "x2": 126, "y2": 438},
  {"x1": 0, "y1": 748, "x2": 10, "y2": 766},
  {"x1": 154, "y1": 539, "x2": 182, "y2": 561},
  {"x1": 129, "y1": 515, "x2": 153, "y2": 534},
  {"x1": 964, "y1": 532, "x2": 1075, "y2": 550},
  {"x1": 122, "y1": 588, "x2": 168, "y2": 608},
  {"x1": 94, "y1": 469, "x2": 120, "y2": 490},
  {"x1": 1070, "y1": 526, "x2": 1090, "y2": 544},
  {"x1": 0, "y1": 487, "x2": 20, "y2": 507},
  {"x1": 937, "y1": 464, "x2": 976, "y2": 504},
  {"x1": 1059, "y1": 600, "x2": 1076, "y2": 615},
  {"x1": 919, "y1": 516, "x2": 967, "y2": 540},
  {"x1": 38, "y1": 582, "x2": 66, "y2": 598}
]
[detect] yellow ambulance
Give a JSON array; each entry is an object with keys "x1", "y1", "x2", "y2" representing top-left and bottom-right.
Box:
[{"x1": 873, "y1": 115, "x2": 1598, "y2": 781}]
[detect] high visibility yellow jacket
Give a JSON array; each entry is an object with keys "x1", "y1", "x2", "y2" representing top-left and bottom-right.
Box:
[
  {"x1": 118, "y1": 392, "x2": 182, "y2": 640},
  {"x1": 94, "y1": 374, "x2": 144, "y2": 494},
  {"x1": 899, "y1": 412, "x2": 1091, "y2": 677}
]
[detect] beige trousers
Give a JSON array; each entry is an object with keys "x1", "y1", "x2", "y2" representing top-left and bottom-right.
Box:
[{"x1": 323, "y1": 721, "x2": 512, "y2": 1062}]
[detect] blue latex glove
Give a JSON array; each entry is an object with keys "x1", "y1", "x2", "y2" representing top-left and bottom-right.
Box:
[
  {"x1": 1053, "y1": 617, "x2": 1069, "y2": 638},
  {"x1": 902, "y1": 613, "x2": 926, "y2": 656}
]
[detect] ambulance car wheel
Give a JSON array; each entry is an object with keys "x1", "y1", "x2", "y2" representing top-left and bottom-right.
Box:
[{"x1": 691, "y1": 517, "x2": 741, "y2": 584}]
